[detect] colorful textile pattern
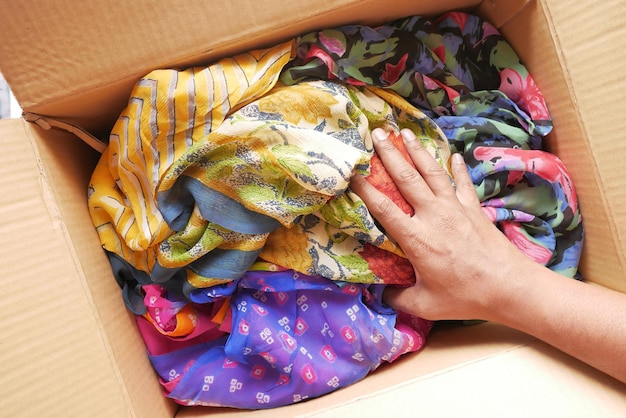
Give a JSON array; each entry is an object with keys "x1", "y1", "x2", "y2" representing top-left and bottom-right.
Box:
[
  {"x1": 89, "y1": 39, "x2": 445, "y2": 409},
  {"x1": 89, "y1": 46, "x2": 451, "y2": 310},
  {"x1": 138, "y1": 262, "x2": 431, "y2": 408},
  {"x1": 88, "y1": 11, "x2": 583, "y2": 410},
  {"x1": 89, "y1": 41, "x2": 295, "y2": 303},
  {"x1": 281, "y1": 11, "x2": 583, "y2": 276}
]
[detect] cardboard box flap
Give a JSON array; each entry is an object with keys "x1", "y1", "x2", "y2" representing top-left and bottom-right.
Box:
[
  {"x1": 540, "y1": 0, "x2": 626, "y2": 291},
  {"x1": 2, "y1": 1, "x2": 626, "y2": 416},
  {"x1": 24, "y1": 112, "x2": 107, "y2": 152},
  {"x1": 491, "y1": 0, "x2": 626, "y2": 291},
  {"x1": 0, "y1": 119, "x2": 177, "y2": 417},
  {"x1": 0, "y1": 0, "x2": 480, "y2": 138},
  {"x1": 180, "y1": 322, "x2": 626, "y2": 417},
  {"x1": 179, "y1": 323, "x2": 538, "y2": 417}
]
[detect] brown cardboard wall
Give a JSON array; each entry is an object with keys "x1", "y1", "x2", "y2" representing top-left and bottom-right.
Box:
[
  {"x1": 29, "y1": 120, "x2": 179, "y2": 417},
  {"x1": 1, "y1": 0, "x2": 626, "y2": 416},
  {"x1": 0, "y1": 120, "x2": 143, "y2": 417},
  {"x1": 544, "y1": 0, "x2": 626, "y2": 291},
  {"x1": 0, "y1": 0, "x2": 480, "y2": 136}
]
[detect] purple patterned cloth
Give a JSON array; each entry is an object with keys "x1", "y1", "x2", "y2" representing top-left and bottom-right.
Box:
[
  {"x1": 138, "y1": 267, "x2": 431, "y2": 408},
  {"x1": 91, "y1": 10, "x2": 584, "y2": 410}
]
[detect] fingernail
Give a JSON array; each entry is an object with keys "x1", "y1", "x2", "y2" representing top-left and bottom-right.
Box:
[
  {"x1": 371, "y1": 128, "x2": 387, "y2": 141},
  {"x1": 401, "y1": 129, "x2": 416, "y2": 142},
  {"x1": 452, "y1": 153, "x2": 464, "y2": 165}
]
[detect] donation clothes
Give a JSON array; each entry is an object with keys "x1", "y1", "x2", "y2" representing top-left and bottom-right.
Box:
[
  {"x1": 139, "y1": 263, "x2": 432, "y2": 408},
  {"x1": 89, "y1": 44, "x2": 451, "y2": 310},
  {"x1": 87, "y1": 11, "x2": 584, "y2": 409},
  {"x1": 89, "y1": 41, "x2": 445, "y2": 408},
  {"x1": 281, "y1": 11, "x2": 583, "y2": 276}
]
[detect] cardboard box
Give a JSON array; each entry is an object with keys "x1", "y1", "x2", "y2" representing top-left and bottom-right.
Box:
[{"x1": 1, "y1": 0, "x2": 626, "y2": 416}]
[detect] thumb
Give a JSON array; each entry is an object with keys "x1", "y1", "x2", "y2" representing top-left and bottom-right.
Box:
[{"x1": 383, "y1": 282, "x2": 422, "y2": 317}]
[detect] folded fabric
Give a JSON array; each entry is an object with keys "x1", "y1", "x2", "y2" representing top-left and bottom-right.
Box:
[
  {"x1": 281, "y1": 11, "x2": 582, "y2": 276},
  {"x1": 88, "y1": 42, "x2": 445, "y2": 409},
  {"x1": 89, "y1": 45, "x2": 451, "y2": 310},
  {"x1": 138, "y1": 263, "x2": 431, "y2": 408},
  {"x1": 89, "y1": 41, "x2": 295, "y2": 310},
  {"x1": 87, "y1": 11, "x2": 584, "y2": 410}
]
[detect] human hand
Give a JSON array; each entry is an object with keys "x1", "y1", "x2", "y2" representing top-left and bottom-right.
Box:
[{"x1": 350, "y1": 128, "x2": 538, "y2": 321}]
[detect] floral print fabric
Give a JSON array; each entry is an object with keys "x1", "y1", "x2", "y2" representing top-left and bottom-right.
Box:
[
  {"x1": 89, "y1": 44, "x2": 450, "y2": 311},
  {"x1": 281, "y1": 11, "x2": 582, "y2": 276},
  {"x1": 88, "y1": 11, "x2": 583, "y2": 409},
  {"x1": 282, "y1": 12, "x2": 552, "y2": 134},
  {"x1": 89, "y1": 40, "x2": 444, "y2": 409}
]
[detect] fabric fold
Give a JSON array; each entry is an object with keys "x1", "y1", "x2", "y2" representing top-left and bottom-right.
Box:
[{"x1": 87, "y1": 11, "x2": 583, "y2": 409}]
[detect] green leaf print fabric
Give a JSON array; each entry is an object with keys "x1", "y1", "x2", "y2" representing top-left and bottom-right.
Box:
[{"x1": 86, "y1": 11, "x2": 583, "y2": 410}]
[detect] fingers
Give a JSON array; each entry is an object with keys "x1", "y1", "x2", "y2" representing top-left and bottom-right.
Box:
[
  {"x1": 349, "y1": 174, "x2": 409, "y2": 236},
  {"x1": 351, "y1": 127, "x2": 482, "y2": 245},
  {"x1": 382, "y1": 285, "x2": 420, "y2": 316},
  {"x1": 450, "y1": 153, "x2": 481, "y2": 207},
  {"x1": 371, "y1": 129, "x2": 454, "y2": 208},
  {"x1": 368, "y1": 129, "x2": 434, "y2": 211},
  {"x1": 399, "y1": 129, "x2": 455, "y2": 199}
]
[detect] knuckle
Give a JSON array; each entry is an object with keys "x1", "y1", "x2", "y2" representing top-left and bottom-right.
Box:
[
  {"x1": 457, "y1": 180, "x2": 476, "y2": 192},
  {"x1": 376, "y1": 139, "x2": 397, "y2": 153},
  {"x1": 372, "y1": 197, "x2": 398, "y2": 219},
  {"x1": 426, "y1": 164, "x2": 448, "y2": 177},
  {"x1": 396, "y1": 168, "x2": 423, "y2": 185},
  {"x1": 405, "y1": 138, "x2": 426, "y2": 152}
]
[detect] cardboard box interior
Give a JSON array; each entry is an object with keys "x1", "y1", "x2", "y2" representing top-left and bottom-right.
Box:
[{"x1": 1, "y1": 0, "x2": 626, "y2": 416}]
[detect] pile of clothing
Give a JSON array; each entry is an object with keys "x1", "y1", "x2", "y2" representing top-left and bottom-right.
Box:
[{"x1": 88, "y1": 12, "x2": 583, "y2": 409}]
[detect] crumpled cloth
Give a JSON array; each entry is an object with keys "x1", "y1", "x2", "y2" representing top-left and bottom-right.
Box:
[
  {"x1": 138, "y1": 262, "x2": 431, "y2": 408},
  {"x1": 281, "y1": 11, "x2": 582, "y2": 276},
  {"x1": 87, "y1": 11, "x2": 583, "y2": 409},
  {"x1": 88, "y1": 41, "x2": 442, "y2": 409},
  {"x1": 88, "y1": 41, "x2": 450, "y2": 311}
]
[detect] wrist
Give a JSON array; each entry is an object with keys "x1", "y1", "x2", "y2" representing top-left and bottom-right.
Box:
[{"x1": 480, "y1": 256, "x2": 549, "y2": 326}]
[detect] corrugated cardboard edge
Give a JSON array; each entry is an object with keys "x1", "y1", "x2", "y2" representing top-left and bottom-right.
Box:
[
  {"x1": 5, "y1": 0, "x2": 481, "y2": 138},
  {"x1": 24, "y1": 112, "x2": 107, "y2": 153},
  {"x1": 540, "y1": 0, "x2": 626, "y2": 292},
  {"x1": 537, "y1": 0, "x2": 626, "y2": 291},
  {"x1": 0, "y1": 120, "x2": 177, "y2": 417}
]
